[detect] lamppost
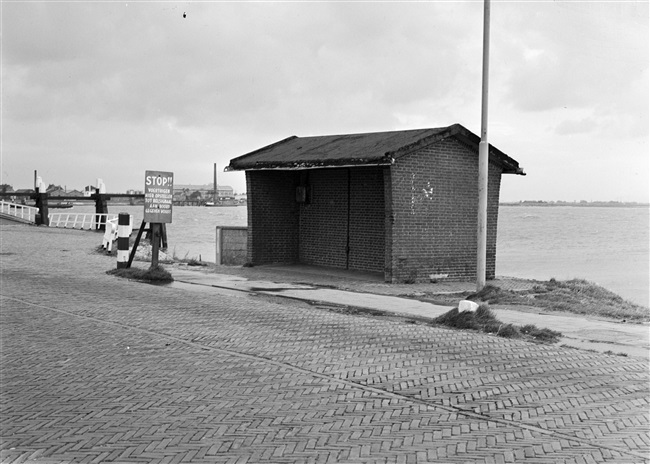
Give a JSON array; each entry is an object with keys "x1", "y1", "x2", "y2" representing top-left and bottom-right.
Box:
[{"x1": 477, "y1": 0, "x2": 490, "y2": 291}]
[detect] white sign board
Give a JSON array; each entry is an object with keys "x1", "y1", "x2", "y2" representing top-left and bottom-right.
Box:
[{"x1": 144, "y1": 170, "x2": 173, "y2": 223}]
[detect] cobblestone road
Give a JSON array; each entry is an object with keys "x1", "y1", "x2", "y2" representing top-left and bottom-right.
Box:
[{"x1": 1, "y1": 225, "x2": 649, "y2": 463}]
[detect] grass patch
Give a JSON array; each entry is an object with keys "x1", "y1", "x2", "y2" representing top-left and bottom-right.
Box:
[
  {"x1": 466, "y1": 279, "x2": 648, "y2": 322},
  {"x1": 96, "y1": 240, "x2": 204, "y2": 267},
  {"x1": 433, "y1": 304, "x2": 562, "y2": 343},
  {"x1": 107, "y1": 265, "x2": 174, "y2": 283},
  {"x1": 171, "y1": 249, "x2": 208, "y2": 266}
]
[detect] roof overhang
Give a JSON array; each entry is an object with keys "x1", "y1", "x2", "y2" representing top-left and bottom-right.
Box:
[{"x1": 227, "y1": 124, "x2": 525, "y2": 176}]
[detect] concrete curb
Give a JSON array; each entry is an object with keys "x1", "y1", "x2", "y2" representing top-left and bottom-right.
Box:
[{"x1": 170, "y1": 267, "x2": 650, "y2": 359}]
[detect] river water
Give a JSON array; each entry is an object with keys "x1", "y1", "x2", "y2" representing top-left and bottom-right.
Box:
[
  {"x1": 63, "y1": 204, "x2": 649, "y2": 307},
  {"x1": 497, "y1": 206, "x2": 648, "y2": 307}
]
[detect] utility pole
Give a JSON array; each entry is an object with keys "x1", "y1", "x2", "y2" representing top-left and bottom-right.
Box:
[{"x1": 477, "y1": 0, "x2": 490, "y2": 291}]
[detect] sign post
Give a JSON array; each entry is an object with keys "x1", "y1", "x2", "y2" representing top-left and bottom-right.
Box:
[{"x1": 143, "y1": 170, "x2": 173, "y2": 267}]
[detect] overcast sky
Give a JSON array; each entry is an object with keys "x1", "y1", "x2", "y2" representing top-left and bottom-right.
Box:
[{"x1": 1, "y1": 1, "x2": 648, "y2": 202}]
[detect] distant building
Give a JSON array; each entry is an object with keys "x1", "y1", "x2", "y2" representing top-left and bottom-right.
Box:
[
  {"x1": 174, "y1": 184, "x2": 234, "y2": 198},
  {"x1": 173, "y1": 189, "x2": 190, "y2": 202},
  {"x1": 13, "y1": 189, "x2": 33, "y2": 204},
  {"x1": 189, "y1": 191, "x2": 203, "y2": 202},
  {"x1": 216, "y1": 185, "x2": 234, "y2": 197},
  {"x1": 46, "y1": 188, "x2": 67, "y2": 197},
  {"x1": 228, "y1": 123, "x2": 525, "y2": 283}
]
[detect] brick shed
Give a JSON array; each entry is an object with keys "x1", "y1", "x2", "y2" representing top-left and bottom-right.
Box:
[{"x1": 226, "y1": 123, "x2": 525, "y2": 283}]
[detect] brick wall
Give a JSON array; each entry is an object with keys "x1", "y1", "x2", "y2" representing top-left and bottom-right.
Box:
[
  {"x1": 383, "y1": 169, "x2": 394, "y2": 281},
  {"x1": 245, "y1": 137, "x2": 504, "y2": 280},
  {"x1": 216, "y1": 226, "x2": 248, "y2": 265},
  {"x1": 297, "y1": 167, "x2": 386, "y2": 273},
  {"x1": 245, "y1": 171, "x2": 299, "y2": 265},
  {"x1": 487, "y1": 158, "x2": 502, "y2": 279},
  {"x1": 298, "y1": 169, "x2": 349, "y2": 268},
  {"x1": 348, "y1": 167, "x2": 385, "y2": 273},
  {"x1": 389, "y1": 138, "x2": 502, "y2": 282}
]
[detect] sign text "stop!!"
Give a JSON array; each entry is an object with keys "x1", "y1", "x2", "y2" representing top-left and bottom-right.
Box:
[{"x1": 144, "y1": 170, "x2": 174, "y2": 223}]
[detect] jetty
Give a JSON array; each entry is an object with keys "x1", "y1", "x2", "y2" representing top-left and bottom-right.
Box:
[{"x1": 0, "y1": 191, "x2": 144, "y2": 230}]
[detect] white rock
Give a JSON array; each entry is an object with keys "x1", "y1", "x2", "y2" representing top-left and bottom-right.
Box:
[{"x1": 459, "y1": 300, "x2": 479, "y2": 312}]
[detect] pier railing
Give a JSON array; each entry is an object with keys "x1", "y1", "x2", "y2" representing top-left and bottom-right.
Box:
[
  {"x1": 0, "y1": 191, "x2": 144, "y2": 229},
  {"x1": 0, "y1": 200, "x2": 120, "y2": 230},
  {"x1": 49, "y1": 212, "x2": 118, "y2": 230},
  {"x1": 0, "y1": 200, "x2": 38, "y2": 222}
]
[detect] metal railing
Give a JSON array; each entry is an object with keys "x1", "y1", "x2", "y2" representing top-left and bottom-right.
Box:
[
  {"x1": 0, "y1": 200, "x2": 126, "y2": 234},
  {"x1": 0, "y1": 200, "x2": 38, "y2": 222},
  {"x1": 49, "y1": 212, "x2": 118, "y2": 230}
]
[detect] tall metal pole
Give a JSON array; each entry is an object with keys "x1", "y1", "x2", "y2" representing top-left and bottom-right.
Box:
[
  {"x1": 477, "y1": 0, "x2": 490, "y2": 291},
  {"x1": 213, "y1": 163, "x2": 217, "y2": 202}
]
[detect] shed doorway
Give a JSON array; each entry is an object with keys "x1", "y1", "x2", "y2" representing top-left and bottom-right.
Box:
[{"x1": 297, "y1": 167, "x2": 385, "y2": 273}]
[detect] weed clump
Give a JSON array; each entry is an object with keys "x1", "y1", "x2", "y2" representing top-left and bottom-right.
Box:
[
  {"x1": 467, "y1": 285, "x2": 517, "y2": 304},
  {"x1": 520, "y1": 324, "x2": 562, "y2": 342},
  {"x1": 107, "y1": 265, "x2": 174, "y2": 283},
  {"x1": 434, "y1": 304, "x2": 562, "y2": 343},
  {"x1": 435, "y1": 308, "x2": 477, "y2": 330},
  {"x1": 603, "y1": 350, "x2": 629, "y2": 357},
  {"x1": 496, "y1": 324, "x2": 521, "y2": 339},
  {"x1": 435, "y1": 304, "x2": 499, "y2": 330},
  {"x1": 465, "y1": 279, "x2": 648, "y2": 322}
]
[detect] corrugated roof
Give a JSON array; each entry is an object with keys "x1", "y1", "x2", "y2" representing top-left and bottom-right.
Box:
[{"x1": 227, "y1": 123, "x2": 525, "y2": 175}]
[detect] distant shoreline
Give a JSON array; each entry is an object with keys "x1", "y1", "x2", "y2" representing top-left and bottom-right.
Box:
[
  {"x1": 9, "y1": 198, "x2": 648, "y2": 209},
  {"x1": 500, "y1": 202, "x2": 649, "y2": 208}
]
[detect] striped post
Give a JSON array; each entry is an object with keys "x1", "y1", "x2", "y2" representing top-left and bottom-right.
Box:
[{"x1": 117, "y1": 213, "x2": 130, "y2": 269}]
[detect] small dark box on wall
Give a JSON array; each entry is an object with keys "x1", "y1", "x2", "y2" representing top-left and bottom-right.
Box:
[{"x1": 296, "y1": 186, "x2": 311, "y2": 204}]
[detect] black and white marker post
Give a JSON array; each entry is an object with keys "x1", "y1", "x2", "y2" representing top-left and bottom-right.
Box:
[{"x1": 116, "y1": 213, "x2": 131, "y2": 269}]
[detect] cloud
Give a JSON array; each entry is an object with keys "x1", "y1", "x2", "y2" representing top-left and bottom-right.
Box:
[
  {"x1": 555, "y1": 117, "x2": 597, "y2": 136},
  {"x1": 497, "y1": 1, "x2": 648, "y2": 118},
  {"x1": 2, "y1": 2, "x2": 486, "y2": 131},
  {"x1": 1, "y1": 1, "x2": 647, "y2": 201}
]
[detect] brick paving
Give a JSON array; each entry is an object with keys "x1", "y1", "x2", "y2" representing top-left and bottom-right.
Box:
[{"x1": 1, "y1": 224, "x2": 649, "y2": 463}]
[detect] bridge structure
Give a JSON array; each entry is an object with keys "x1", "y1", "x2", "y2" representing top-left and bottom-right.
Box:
[{"x1": 0, "y1": 191, "x2": 144, "y2": 231}]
